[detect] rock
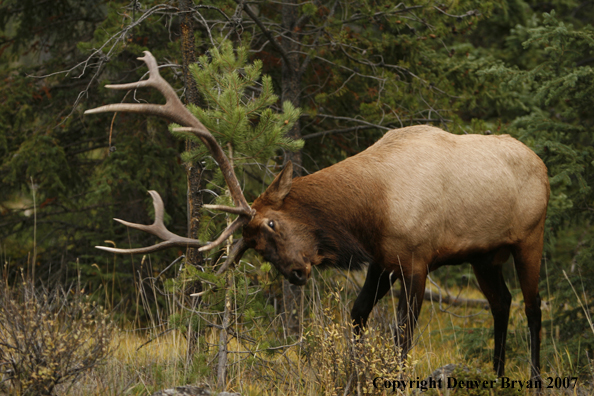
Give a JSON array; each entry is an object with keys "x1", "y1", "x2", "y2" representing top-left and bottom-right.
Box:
[
  {"x1": 150, "y1": 385, "x2": 240, "y2": 396},
  {"x1": 412, "y1": 364, "x2": 458, "y2": 395},
  {"x1": 425, "y1": 363, "x2": 458, "y2": 382}
]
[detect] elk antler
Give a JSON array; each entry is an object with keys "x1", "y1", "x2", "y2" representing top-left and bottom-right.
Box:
[{"x1": 86, "y1": 51, "x2": 254, "y2": 255}]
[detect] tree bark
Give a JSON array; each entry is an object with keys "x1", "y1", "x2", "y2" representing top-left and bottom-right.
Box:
[
  {"x1": 280, "y1": 0, "x2": 304, "y2": 333},
  {"x1": 217, "y1": 269, "x2": 233, "y2": 389},
  {"x1": 179, "y1": 0, "x2": 204, "y2": 268},
  {"x1": 281, "y1": 0, "x2": 302, "y2": 176},
  {"x1": 179, "y1": 0, "x2": 204, "y2": 365}
]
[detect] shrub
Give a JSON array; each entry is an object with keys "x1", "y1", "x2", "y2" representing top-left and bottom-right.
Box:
[
  {"x1": 304, "y1": 291, "x2": 408, "y2": 395},
  {"x1": 0, "y1": 281, "x2": 115, "y2": 395}
]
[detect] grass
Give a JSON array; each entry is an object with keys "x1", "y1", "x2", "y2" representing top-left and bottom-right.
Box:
[{"x1": 39, "y1": 261, "x2": 594, "y2": 396}]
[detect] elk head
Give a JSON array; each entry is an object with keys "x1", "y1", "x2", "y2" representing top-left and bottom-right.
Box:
[
  {"x1": 87, "y1": 51, "x2": 309, "y2": 280},
  {"x1": 239, "y1": 161, "x2": 324, "y2": 285}
]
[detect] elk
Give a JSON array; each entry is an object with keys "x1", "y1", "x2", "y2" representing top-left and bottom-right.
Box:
[{"x1": 87, "y1": 52, "x2": 550, "y2": 382}]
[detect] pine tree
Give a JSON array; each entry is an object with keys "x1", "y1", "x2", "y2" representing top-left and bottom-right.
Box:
[
  {"x1": 171, "y1": 40, "x2": 302, "y2": 242},
  {"x1": 164, "y1": 40, "x2": 302, "y2": 386}
]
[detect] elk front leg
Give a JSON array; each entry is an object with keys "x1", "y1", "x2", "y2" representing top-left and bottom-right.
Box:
[
  {"x1": 395, "y1": 272, "x2": 427, "y2": 357},
  {"x1": 351, "y1": 263, "x2": 397, "y2": 336}
]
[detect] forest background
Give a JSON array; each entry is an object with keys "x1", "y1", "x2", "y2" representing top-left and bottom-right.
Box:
[{"x1": 1, "y1": 0, "x2": 594, "y2": 395}]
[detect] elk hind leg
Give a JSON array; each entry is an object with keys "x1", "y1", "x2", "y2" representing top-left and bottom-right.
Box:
[
  {"x1": 513, "y1": 231, "x2": 544, "y2": 382},
  {"x1": 471, "y1": 247, "x2": 513, "y2": 377}
]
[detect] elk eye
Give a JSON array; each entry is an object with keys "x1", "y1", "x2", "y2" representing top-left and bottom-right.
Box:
[{"x1": 268, "y1": 220, "x2": 275, "y2": 230}]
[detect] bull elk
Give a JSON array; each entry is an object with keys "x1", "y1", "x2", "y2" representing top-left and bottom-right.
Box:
[{"x1": 87, "y1": 52, "x2": 550, "y2": 382}]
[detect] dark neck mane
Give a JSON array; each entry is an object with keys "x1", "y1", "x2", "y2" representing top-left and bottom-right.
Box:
[{"x1": 282, "y1": 168, "x2": 387, "y2": 270}]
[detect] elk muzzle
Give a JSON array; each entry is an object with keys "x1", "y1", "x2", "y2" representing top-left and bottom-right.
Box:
[{"x1": 286, "y1": 261, "x2": 312, "y2": 285}]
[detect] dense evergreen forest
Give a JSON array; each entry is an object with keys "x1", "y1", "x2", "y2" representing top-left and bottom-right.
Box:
[{"x1": 1, "y1": 0, "x2": 594, "y2": 393}]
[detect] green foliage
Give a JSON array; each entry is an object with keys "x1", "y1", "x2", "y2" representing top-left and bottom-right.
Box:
[
  {"x1": 176, "y1": 40, "x2": 302, "y2": 164},
  {"x1": 480, "y1": 10, "x2": 594, "y2": 222},
  {"x1": 475, "y1": 7, "x2": 594, "y2": 374},
  {"x1": 161, "y1": 40, "x2": 302, "y2": 349},
  {"x1": 172, "y1": 40, "x2": 302, "y2": 243},
  {"x1": 0, "y1": 0, "x2": 105, "y2": 60},
  {"x1": 165, "y1": 253, "x2": 278, "y2": 355},
  {"x1": 187, "y1": 42, "x2": 301, "y2": 154},
  {"x1": 0, "y1": 0, "x2": 188, "y2": 301},
  {"x1": 485, "y1": 12, "x2": 594, "y2": 220}
]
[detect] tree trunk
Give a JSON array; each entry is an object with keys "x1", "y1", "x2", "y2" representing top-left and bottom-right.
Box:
[
  {"x1": 179, "y1": 0, "x2": 204, "y2": 268},
  {"x1": 281, "y1": 0, "x2": 303, "y2": 334},
  {"x1": 281, "y1": 0, "x2": 302, "y2": 176},
  {"x1": 217, "y1": 268, "x2": 233, "y2": 389},
  {"x1": 179, "y1": 0, "x2": 204, "y2": 364}
]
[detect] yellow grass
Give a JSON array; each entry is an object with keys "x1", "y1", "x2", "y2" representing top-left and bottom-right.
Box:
[{"x1": 60, "y1": 268, "x2": 590, "y2": 396}]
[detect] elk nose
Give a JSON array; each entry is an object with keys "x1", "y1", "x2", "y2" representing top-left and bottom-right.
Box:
[{"x1": 290, "y1": 269, "x2": 308, "y2": 285}]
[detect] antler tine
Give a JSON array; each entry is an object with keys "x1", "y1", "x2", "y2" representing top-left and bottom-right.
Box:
[
  {"x1": 112, "y1": 191, "x2": 178, "y2": 241},
  {"x1": 202, "y1": 204, "x2": 253, "y2": 216},
  {"x1": 216, "y1": 238, "x2": 249, "y2": 275},
  {"x1": 95, "y1": 239, "x2": 198, "y2": 255},
  {"x1": 96, "y1": 191, "x2": 250, "y2": 255},
  {"x1": 85, "y1": 51, "x2": 201, "y2": 129},
  {"x1": 85, "y1": 52, "x2": 251, "y2": 213},
  {"x1": 197, "y1": 215, "x2": 250, "y2": 252},
  {"x1": 172, "y1": 127, "x2": 253, "y2": 214},
  {"x1": 87, "y1": 52, "x2": 255, "y2": 257},
  {"x1": 96, "y1": 191, "x2": 202, "y2": 254}
]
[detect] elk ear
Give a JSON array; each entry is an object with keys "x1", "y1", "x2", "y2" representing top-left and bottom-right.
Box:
[{"x1": 265, "y1": 161, "x2": 293, "y2": 207}]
